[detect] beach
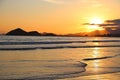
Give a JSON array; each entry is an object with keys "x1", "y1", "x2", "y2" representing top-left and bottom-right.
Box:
[{"x1": 0, "y1": 36, "x2": 120, "y2": 80}]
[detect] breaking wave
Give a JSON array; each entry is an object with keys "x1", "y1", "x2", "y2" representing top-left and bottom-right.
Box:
[
  {"x1": 0, "y1": 36, "x2": 120, "y2": 50},
  {"x1": 0, "y1": 60, "x2": 87, "y2": 80},
  {"x1": 0, "y1": 40, "x2": 120, "y2": 45},
  {"x1": 83, "y1": 54, "x2": 120, "y2": 61},
  {"x1": 0, "y1": 45, "x2": 120, "y2": 50}
]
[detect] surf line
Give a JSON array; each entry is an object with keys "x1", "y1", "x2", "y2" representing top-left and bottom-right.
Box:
[{"x1": 83, "y1": 54, "x2": 120, "y2": 61}]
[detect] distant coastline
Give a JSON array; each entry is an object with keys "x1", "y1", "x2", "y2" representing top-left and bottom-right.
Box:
[
  {"x1": 4, "y1": 28, "x2": 120, "y2": 37},
  {"x1": 6, "y1": 28, "x2": 57, "y2": 36}
]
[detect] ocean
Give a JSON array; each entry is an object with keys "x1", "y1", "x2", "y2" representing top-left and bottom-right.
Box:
[{"x1": 0, "y1": 36, "x2": 120, "y2": 80}]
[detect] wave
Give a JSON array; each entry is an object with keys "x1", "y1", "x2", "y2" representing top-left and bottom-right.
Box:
[
  {"x1": 83, "y1": 54, "x2": 120, "y2": 61},
  {"x1": 0, "y1": 41, "x2": 86, "y2": 45},
  {"x1": 0, "y1": 60, "x2": 87, "y2": 80},
  {"x1": 4, "y1": 67, "x2": 119, "y2": 80},
  {"x1": 33, "y1": 67, "x2": 120, "y2": 80},
  {"x1": 23, "y1": 71, "x2": 86, "y2": 80},
  {"x1": 10, "y1": 59, "x2": 74, "y2": 62},
  {"x1": 0, "y1": 47, "x2": 37, "y2": 50},
  {"x1": 0, "y1": 45, "x2": 120, "y2": 50},
  {"x1": 0, "y1": 40, "x2": 120, "y2": 45},
  {"x1": 0, "y1": 59, "x2": 120, "y2": 79}
]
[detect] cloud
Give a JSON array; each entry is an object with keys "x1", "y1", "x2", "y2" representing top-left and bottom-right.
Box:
[
  {"x1": 101, "y1": 19, "x2": 120, "y2": 27},
  {"x1": 80, "y1": 0, "x2": 102, "y2": 8},
  {"x1": 43, "y1": 0, "x2": 64, "y2": 4},
  {"x1": 43, "y1": 0, "x2": 103, "y2": 7},
  {"x1": 84, "y1": 19, "x2": 120, "y2": 27},
  {"x1": 106, "y1": 19, "x2": 120, "y2": 24},
  {"x1": 83, "y1": 19, "x2": 120, "y2": 35}
]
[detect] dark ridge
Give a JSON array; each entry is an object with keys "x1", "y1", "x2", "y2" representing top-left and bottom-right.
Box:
[
  {"x1": 6, "y1": 28, "x2": 57, "y2": 36},
  {"x1": 6, "y1": 28, "x2": 28, "y2": 36},
  {"x1": 42, "y1": 32, "x2": 57, "y2": 36},
  {"x1": 28, "y1": 31, "x2": 41, "y2": 36}
]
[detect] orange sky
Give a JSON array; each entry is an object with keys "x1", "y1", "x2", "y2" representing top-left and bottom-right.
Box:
[{"x1": 0, "y1": 0, "x2": 120, "y2": 34}]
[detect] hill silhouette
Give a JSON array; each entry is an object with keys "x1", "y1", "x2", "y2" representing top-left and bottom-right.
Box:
[
  {"x1": 6, "y1": 27, "x2": 120, "y2": 37},
  {"x1": 6, "y1": 28, "x2": 57, "y2": 36},
  {"x1": 28, "y1": 31, "x2": 41, "y2": 36},
  {"x1": 6, "y1": 28, "x2": 28, "y2": 36}
]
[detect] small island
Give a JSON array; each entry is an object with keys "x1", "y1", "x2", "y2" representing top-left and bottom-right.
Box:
[{"x1": 6, "y1": 28, "x2": 57, "y2": 36}]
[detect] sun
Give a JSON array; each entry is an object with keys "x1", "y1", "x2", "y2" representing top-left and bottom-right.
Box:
[
  {"x1": 88, "y1": 17, "x2": 104, "y2": 31},
  {"x1": 90, "y1": 17, "x2": 103, "y2": 24}
]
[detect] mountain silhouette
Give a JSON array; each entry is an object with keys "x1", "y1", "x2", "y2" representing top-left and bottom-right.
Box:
[
  {"x1": 6, "y1": 28, "x2": 56, "y2": 36},
  {"x1": 28, "y1": 31, "x2": 41, "y2": 36},
  {"x1": 6, "y1": 28, "x2": 28, "y2": 36}
]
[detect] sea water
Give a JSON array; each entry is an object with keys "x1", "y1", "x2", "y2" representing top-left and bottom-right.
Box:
[{"x1": 0, "y1": 36, "x2": 120, "y2": 80}]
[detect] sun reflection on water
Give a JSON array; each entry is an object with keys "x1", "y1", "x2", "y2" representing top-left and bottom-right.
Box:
[
  {"x1": 92, "y1": 47, "x2": 101, "y2": 72},
  {"x1": 94, "y1": 42, "x2": 99, "y2": 46}
]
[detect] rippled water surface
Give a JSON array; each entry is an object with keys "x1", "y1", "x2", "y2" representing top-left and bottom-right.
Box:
[{"x1": 0, "y1": 36, "x2": 120, "y2": 80}]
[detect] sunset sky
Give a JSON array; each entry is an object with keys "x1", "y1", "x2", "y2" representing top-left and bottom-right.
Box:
[{"x1": 0, "y1": 0, "x2": 120, "y2": 34}]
